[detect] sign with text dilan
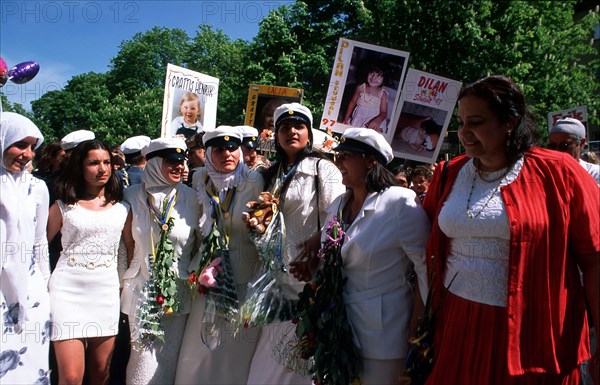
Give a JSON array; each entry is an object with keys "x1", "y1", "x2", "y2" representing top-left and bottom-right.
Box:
[
  {"x1": 389, "y1": 69, "x2": 462, "y2": 163},
  {"x1": 161, "y1": 64, "x2": 219, "y2": 139},
  {"x1": 320, "y1": 38, "x2": 410, "y2": 136}
]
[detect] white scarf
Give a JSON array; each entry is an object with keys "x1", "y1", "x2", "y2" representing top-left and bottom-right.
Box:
[
  {"x1": 1, "y1": 112, "x2": 44, "y2": 315},
  {"x1": 198, "y1": 147, "x2": 249, "y2": 236},
  {"x1": 141, "y1": 157, "x2": 178, "y2": 213}
]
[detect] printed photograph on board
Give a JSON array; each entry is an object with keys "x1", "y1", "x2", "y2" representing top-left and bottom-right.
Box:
[
  {"x1": 161, "y1": 64, "x2": 219, "y2": 138},
  {"x1": 244, "y1": 84, "x2": 303, "y2": 154},
  {"x1": 320, "y1": 38, "x2": 410, "y2": 135},
  {"x1": 389, "y1": 69, "x2": 462, "y2": 163}
]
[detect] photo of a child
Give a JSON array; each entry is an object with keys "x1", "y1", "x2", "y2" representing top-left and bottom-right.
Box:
[
  {"x1": 337, "y1": 46, "x2": 408, "y2": 135},
  {"x1": 169, "y1": 92, "x2": 204, "y2": 138},
  {"x1": 343, "y1": 63, "x2": 389, "y2": 132},
  {"x1": 400, "y1": 119, "x2": 441, "y2": 153}
]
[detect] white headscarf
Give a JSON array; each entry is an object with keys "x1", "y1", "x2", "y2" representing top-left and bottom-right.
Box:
[
  {"x1": 0, "y1": 112, "x2": 44, "y2": 300},
  {"x1": 141, "y1": 157, "x2": 178, "y2": 212},
  {"x1": 198, "y1": 146, "x2": 250, "y2": 235}
]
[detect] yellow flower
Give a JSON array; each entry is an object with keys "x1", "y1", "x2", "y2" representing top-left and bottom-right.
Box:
[{"x1": 165, "y1": 307, "x2": 173, "y2": 315}]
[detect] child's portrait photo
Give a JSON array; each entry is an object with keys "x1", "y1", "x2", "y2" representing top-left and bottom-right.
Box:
[
  {"x1": 388, "y1": 69, "x2": 462, "y2": 163},
  {"x1": 169, "y1": 90, "x2": 204, "y2": 139},
  {"x1": 338, "y1": 48, "x2": 407, "y2": 134},
  {"x1": 391, "y1": 102, "x2": 447, "y2": 163},
  {"x1": 161, "y1": 64, "x2": 219, "y2": 138},
  {"x1": 320, "y1": 39, "x2": 409, "y2": 135}
]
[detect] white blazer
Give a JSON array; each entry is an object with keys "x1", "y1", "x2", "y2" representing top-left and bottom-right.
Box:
[{"x1": 323, "y1": 186, "x2": 430, "y2": 360}]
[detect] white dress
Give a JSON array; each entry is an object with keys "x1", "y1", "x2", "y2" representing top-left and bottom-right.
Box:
[
  {"x1": 247, "y1": 157, "x2": 345, "y2": 385},
  {"x1": 0, "y1": 174, "x2": 51, "y2": 384},
  {"x1": 174, "y1": 168, "x2": 263, "y2": 385},
  {"x1": 49, "y1": 200, "x2": 129, "y2": 341},
  {"x1": 350, "y1": 83, "x2": 388, "y2": 131}
]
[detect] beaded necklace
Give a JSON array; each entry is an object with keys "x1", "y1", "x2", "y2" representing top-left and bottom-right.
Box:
[{"x1": 465, "y1": 163, "x2": 509, "y2": 219}]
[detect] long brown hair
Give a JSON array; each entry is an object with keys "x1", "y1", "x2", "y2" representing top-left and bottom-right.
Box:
[{"x1": 54, "y1": 139, "x2": 123, "y2": 204}]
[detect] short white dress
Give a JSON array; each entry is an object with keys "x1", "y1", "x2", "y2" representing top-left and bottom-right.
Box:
[{"x1": 49, "y1": 200, "x2": 129, "y2": 341}]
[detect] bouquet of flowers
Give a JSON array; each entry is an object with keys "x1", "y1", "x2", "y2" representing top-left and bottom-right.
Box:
[
  {"x1": 136, "y1": 217, "x2": 179, "y2": 348},
  {"x1": 239, "y1": 202, "x2": 297, "y2": 329},
  {"x1": 189, "y1": 222, "x2": 239, "y2": 349},
  {"x1": 289, "y1": 216, "x2": 361, "y2": 385}
]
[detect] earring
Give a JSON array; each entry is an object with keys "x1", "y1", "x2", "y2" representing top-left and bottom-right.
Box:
[{"x1": 506, "y1": 130, "x2": 512, "y2": 150}]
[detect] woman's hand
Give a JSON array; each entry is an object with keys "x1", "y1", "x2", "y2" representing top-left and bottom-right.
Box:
[{"x1": 289, "y1": 233, "x2": 321, "y2": 282}]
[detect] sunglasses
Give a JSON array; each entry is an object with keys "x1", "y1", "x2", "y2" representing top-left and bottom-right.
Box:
[
  {"x1": 333, "y1": 151, "x2": 365, "y2": 163},
  {"x1": 548, "y1": 139, "x2": 580, "y2": 152},
  {"x1": 164, "y1": 158, "x2": 185, "y2": 166}
]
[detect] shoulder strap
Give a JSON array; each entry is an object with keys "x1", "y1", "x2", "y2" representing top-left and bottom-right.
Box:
[{"x1": 315, "y1": 159, "x2": 322, "y2": 230}]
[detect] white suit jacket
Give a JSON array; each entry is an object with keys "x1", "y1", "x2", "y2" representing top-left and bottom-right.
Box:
[{"x1": 323, "y1": 186, "x2": 430, "y2": 359}]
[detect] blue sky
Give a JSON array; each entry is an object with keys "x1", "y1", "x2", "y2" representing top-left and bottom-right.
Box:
[{"x1": 1, "y1": 1, "x2": 293, "y2": 110}]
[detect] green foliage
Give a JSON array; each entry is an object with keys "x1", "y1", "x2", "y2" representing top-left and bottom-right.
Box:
[
  {"x1": 108, "y1": 26, "x2": 191, "y2": 97},
  {"x1": 24, "y1": 0, "x2": 598, "y2": 150}
]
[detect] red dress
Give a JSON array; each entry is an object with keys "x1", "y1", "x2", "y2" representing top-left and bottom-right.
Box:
[{"x1": 422, "y1": 148, "x2": 599, "y2": 385}]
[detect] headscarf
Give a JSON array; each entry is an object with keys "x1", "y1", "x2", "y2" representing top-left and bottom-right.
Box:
[
  {"x1": 0, "y1": 112, "x2": 45, "y2": 307},
  {"x1": 198, "y1": 146, "x2": 250, "y2": 235},
  {"x1": 141, "y1": 156, "x2": 178, "y2": 213}
]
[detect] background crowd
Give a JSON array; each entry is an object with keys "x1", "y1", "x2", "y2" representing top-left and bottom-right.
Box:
[{"x1": 1, "y1": 75, "x2": 598, "y2": 385}]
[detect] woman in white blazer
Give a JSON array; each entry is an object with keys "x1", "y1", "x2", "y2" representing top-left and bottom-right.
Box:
[{"x1": 297, "y1": 127, "x2": 430, "y2": 384}]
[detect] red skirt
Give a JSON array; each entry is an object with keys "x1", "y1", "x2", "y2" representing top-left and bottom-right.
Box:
[{"x1": 424, "y1": 291, "x2": 580, "y2": 385}]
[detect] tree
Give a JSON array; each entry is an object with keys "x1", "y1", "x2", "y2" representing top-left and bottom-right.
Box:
[
  {"x1": 186, "y1": 25, "x2": 251, "y2": 125},
  {"x1": 301, "y1": 0, "x2": 599, "y2": 136},
  {"x1": 108, "y1": 26, "x2": 191, "y2": 98}
]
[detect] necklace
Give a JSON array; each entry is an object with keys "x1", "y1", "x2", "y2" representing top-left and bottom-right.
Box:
[
  {"x1": 474, "y1": 158, "x2": 509, "y2": 183},
  {"x1": 465, "y1": 168, "x2": 508, "y2": 219}
]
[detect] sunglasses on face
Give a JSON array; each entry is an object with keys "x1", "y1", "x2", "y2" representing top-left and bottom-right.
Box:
[
  {"x1": 333, "y1": 151, "x2": 364, "y2": 163},
  {"x1": 548, "y1": 139, "x2": 580, "y2": 152},
  {"x1": 164, "y1": 158, "x2": 185, "y2": 166}
]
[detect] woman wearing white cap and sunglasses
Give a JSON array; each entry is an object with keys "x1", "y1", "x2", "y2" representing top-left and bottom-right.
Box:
[
  {"x1": 175, "y1": 126, "x2": 264, "y2": 384},
  {"x1": 120, "y1": 138, "x2": 200, "y2": 384}
]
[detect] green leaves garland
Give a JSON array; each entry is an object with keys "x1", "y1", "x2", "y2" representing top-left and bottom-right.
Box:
[
  {"x1": 292, "y1": 216, "x2": 362, "y2": 385},
  {"x1": 137, "y1": 216, "x2": 179, "y2": 347}
]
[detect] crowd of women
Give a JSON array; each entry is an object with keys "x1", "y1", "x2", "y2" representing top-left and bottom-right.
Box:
[{"x1": 1, "y1": 75, "x2": 598, "y2": 385}]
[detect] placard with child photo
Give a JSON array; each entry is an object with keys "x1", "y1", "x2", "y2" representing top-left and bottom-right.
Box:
[
  {"x1": 161, "y1": 63, "x2": 219, "y2": 138},
  {"x1": 320, "y1": 38, "x2": 410, "y2": 136},
  {"x1": 389, "y1": 69, "x2": 462, "y2": 163}
]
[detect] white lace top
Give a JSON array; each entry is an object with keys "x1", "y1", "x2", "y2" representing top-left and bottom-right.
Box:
[{"x1": 438, "y1": 157, "x2": 523, "y2": 307}]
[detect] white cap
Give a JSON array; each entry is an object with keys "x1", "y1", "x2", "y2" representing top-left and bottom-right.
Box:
[
  {"x1": 142, "y1": 137, "x2": 187, "y2": 161},
  {"x1": 60, "y1": 129, "x2": 95, "y2": 151},
  {"x1": 120, "y1": 135, "x2": 151, "y2": 155},
  {"x1": 334, "y1": 127, "x2": 394, "y2": 164},
  {"x1": 237, "y1": 125, "x2": 259, "y2": 148},
  {"x1": 550, "y1": 117, "x2": 586, "y2": 139},
  {"x1": 203, "y1": 125, "x2": 243, "y2": 148},
  {"x1": 273, "y1": 102, "x2": 313, "y2": 128}
]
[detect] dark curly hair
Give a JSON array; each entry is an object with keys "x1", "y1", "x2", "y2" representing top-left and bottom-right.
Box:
[
  {"x1": 54, "y1": 139, "x2": 123, "y2": 205},
  {"x1": 458, "y1": 75, "x2": 538, "y2": 164}
]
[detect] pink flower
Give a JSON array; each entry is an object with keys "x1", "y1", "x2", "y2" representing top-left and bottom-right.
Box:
[{"x1": 199, "y1": 257, "x2": 223, "y2": 288}]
